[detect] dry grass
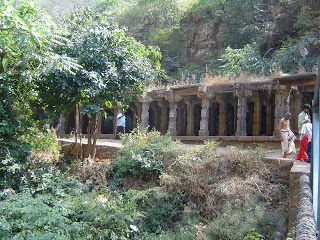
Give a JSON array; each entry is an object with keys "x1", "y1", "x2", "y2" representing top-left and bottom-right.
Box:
[
  {"x1": 202, "y1": 72, "x2": 271, "y2": 86},
  {"x1": 160, "y1": 145, "x2": 285, "y2": 220},
  {"x1": 146, "y1": 72, "x2": 273, "y2": 92}
]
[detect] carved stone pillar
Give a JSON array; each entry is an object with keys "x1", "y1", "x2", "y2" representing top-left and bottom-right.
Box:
[
  {"x1": 291, "y1": 90, "x2": 303, "y2": 133},
  {"x1": 217, "y1": 96, "x2": 227, "y2": 136},
  {"x1": 199, "y1": 98, "x2": 209, "y2": 136},
  {"x1": 273, "y1": 85, "x2": 289, "y2": 136},
  {"x1": 236, "y1": 96, "x2": 247, "y2": 136},
  {"x1": 186, "y1": 99, "x2": 195, "y2": 136},
  {"x1": 234, "y1": 84, "x2": 252, "y2": 136},
  {"x1": 252, "y1": 95, "x2": 261, "y2": 136},
  {"x1": 168, "y1": 101, "x2": 177, "y2": 136}
]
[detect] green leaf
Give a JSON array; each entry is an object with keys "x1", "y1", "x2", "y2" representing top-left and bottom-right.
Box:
[
  {"x1": 2, "y1": 58, "x2": 8, "y2": 72},
  {"x1": 13, "y1": 15, "x2": 27, "y2": 27},
  {"x1": 18, "y1": 34, "x2": 25, "y2": 47}
]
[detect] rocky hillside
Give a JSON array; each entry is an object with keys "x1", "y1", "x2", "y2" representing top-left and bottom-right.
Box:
[{"x1": 39, "y1": 0, "x2": 320, "y2": 82}]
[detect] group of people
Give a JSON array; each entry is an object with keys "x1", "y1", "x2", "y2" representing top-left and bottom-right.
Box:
[{"x1": 278, "y1": 104, "x2": 312, "y2": 162}]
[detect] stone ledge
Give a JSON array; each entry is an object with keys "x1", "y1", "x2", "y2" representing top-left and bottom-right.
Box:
[
  {"x1": 289, "y1": 161, "x2": 310, "y2": 230},
  {"x1": 172, "y1": 136, "x2": 279, "y2": 142}
]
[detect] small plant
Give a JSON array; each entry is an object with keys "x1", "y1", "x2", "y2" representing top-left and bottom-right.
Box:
[
  {"x1": 196, "y1": 140, "x2": 219, "y2": 161},
  {"x1": 244, "y1": 228, "x2": 265, "y2": 240}
]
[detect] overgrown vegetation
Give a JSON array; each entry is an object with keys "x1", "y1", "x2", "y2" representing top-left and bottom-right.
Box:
[
  {"x1": 0, "y1": 127, "x2": 289, "y2": 239},
  {"x1": 1, "y1": 0, "x2": 294, "y2": 239}
]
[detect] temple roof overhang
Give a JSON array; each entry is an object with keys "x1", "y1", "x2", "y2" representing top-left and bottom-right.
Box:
[{"x1": 272, "y1": 72, "x2": 316, "y2": 86}]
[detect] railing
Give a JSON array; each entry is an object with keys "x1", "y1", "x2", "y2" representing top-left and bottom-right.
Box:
[{"x1": 311, "y1": 60, "x2": 320, "y2": 229}]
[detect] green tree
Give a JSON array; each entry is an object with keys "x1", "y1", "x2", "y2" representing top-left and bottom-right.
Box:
[
  {"x1": 0, "y1": 0, "x2": 53, "y2": 153},
  {"x1": 219, "y1": 43, "x2": 272, "y2": 76},
  {"x1": 36, "y1": 10, "x2": 163, "y2": 159}
]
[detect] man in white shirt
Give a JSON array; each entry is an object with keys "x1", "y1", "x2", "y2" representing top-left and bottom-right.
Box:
[
  {"x1": 296, "y1": 104, "x2": 311, "y2": 161},
  {"x1": 298, "y1": 104, "x2": 311, "y2": 134},
  {"x1": 116, "y1": 111, "x2": 125, "y2": 139},
  {"x1": 300, "y1": 119, "x2": 312, "y2": 163}
]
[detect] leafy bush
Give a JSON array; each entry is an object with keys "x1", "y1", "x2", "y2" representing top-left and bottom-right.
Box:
[
  {"x1": 19, "y1": 128, "x2": 61, "y2": 161},
  {"x1": 69, "y1": 190, "x2": 144, "y2": 239},
  {"x1": 219, "y1": 43, "x2": 273, "y2": 76},
  {"x1": 126, "y1": 187, "x2": 186, "y2": 232},
  {"x1": 112, "y1": 127, "x2": 182, "y2": 180},
  {"x1": 208, "y1": 199, "x2": 275, "y2": 240},
  {"x1": 0, "y1": 191, "x2": 89, "y2": 239}
]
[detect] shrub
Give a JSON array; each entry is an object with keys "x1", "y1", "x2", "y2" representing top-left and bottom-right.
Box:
[
  {"x1": 69, "y1": 190, "x2": 144, "y2": 239},
  {"x1": 112, "y1": 127, "x2": 182, "y2": 180},
  {"x1": 0, "y1": 191, "x2": 86, "y2": 239},
  {"x1": 207, "y1": 199, "x2": 275, "y2": 239},
  {"x1": 19, "y1": 128, "x2": 61, "y2": 162},
  {"x1": 126, "y1": 187, "x2": 186, "y2": 233}
]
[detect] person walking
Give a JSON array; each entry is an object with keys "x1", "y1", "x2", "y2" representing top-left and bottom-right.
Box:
[
  {"x1": 116, "y1": 111, "x2": 125, "y2": 140},
  {"x1": 299, "y1": 119, "x2": 312, "y2": 162},
  {"x1": 296, "y1": 104, "x2": 311, "y2": 161},
  {"x1": 278, "y1": 112, "x2": 293, "y2": 158}
]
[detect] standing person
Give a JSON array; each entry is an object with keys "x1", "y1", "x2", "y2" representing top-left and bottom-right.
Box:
[
  {"x1": 296, "y1": 104, "x2": 311, "y2": 161},
  {"x1": 298, "y1": 104, "x2": 311, "y2": 134},
  {"x1": 116, "y1": 111, "x2": 125, "y2": 140},
  {"x1": 278, "y1": 112, "x2": 293, "y2": 158},
  {"x1": 299, "y1": 119, "x2": 312, "y2": 162}
]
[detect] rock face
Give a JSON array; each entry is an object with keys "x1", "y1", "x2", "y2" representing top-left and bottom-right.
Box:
[{"x1": 183, "y1": 17, "x2": 221, "y2": 62}]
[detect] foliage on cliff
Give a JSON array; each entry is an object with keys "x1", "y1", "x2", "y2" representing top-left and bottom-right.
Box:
[{"x1": 90, "y1": 0, "x2": 320, "y2": 82}]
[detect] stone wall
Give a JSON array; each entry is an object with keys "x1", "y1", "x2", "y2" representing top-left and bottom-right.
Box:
[
  {"x1": 294, "y1": 175, "x2": 318, "y2": 240},
  {"x1": 59, "y1": 139, "x2": 120, "y2": 160}
]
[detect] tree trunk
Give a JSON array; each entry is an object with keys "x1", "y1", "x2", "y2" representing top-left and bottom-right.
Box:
[
  {"x1": 75, "y1": 102, "x2": 79, "y2": 159},
  {"x1": 78, "y1": 104, "x2": 83, "y2": 160},
  {"x1": 91, "y1": 113, "x2": 102, "y2": 160},
  {"x1": 87, "y1": 112, "x2": 102, "y2": 160}
]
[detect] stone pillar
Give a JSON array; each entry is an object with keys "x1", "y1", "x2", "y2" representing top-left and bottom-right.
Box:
[
  {"x1": 168, "y1": 101, "x2": 177, "y2": 136},
  {"x1": 57, "y1": 116, "x2": 65, "y2": 136},
  {"x1": 217, "y1": 97, "x2": 227, "y2": 136},
  {"x1": 273, "y1": 85, "x2": 288, "y2": 136},
  {"x1": 199, "y1": 98, "x2": 209, "y2": 136},
  {"x1": 236, "y1": 96, "x2": 247, "y2": 136},
  {"x1": 252, "y1": 95, "x2": 261, "y2": 136},
  {"x1": 266, "y1": 105, "x2": 273, "y2": 136},
  {"x1": 135, "y1": 102, "x2": 142, "y2": 125},
  {"x1": 186, "y1": 99, "x2": 195, "y2": 136},
  {"x1": 141, "y1": 101, "x2": 150, "y2": 129},
  {"x1": 291, "y1": 90, "x2": 303, "y2": 133},
  {"x1": 132, "y1": 108, "x2": 138, "y2": 130},
  {"x1": 234, "y1": 84, "x2": 250, "y2": 137}
]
